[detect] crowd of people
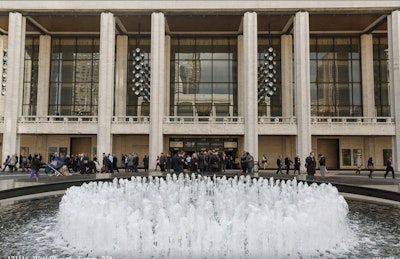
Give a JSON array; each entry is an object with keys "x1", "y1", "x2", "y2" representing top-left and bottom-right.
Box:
[
  {"x1": 1, "y1": 150, "x2": 397, "y2": 181},
  {"x1": 154, "y1": 150, "x2": 239, "y2": 175}
]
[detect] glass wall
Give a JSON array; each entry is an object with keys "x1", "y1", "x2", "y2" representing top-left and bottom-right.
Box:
[
  {"x1": 170, "y1": 38, "x2": 237, "y2": 118},
  {"x1": 373, "y1": 35, "x2": 390, "y2": 117},
  {"x1": 310, "y1": 36, "x2": 362, "y2": 117},
  {"x1": 49, "y1": 38, "x2": 100, "y2": 116},
  {"x1": 257, "y1": 37, "x2": 281, "y2": 117},
  {"x1": 22, "y1": 37, "x2": 39, "y2": 116},
  {"x1": 127, "y1": 38, "x2": 151, "y2": 116}
]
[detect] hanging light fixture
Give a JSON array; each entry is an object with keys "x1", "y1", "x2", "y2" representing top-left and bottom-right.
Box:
[
  {"x1": 131, "y1": 24, "x2": 151, "y2": 102},
  {"x1": 258, "y1": 24, "x2": 277, "y2": 103},
  {"x1": 1, "y1": 48, "x2": 7, "y2": 96}
]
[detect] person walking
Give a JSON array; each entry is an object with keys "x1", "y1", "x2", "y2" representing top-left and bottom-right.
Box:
[
  {"x1": 319, "y1": 154, "x2": 326, "y2": 178},
  {"x1": 293, "y1": 154, "x2": 301, "y2": 175},
  {"x1": 367, "y1": 157, "x2": 374, "y2": 179},
  {"x1": 284, "y1": 155, "x2": 293, "y2": 174},
  {"x1": 276, "y1": 155, "x2": 283, "y2": 174},
  {"x1": 305, "y1": 152, "x2": 316, "y2": 180},
  {"x1": 29, "y1": 154, "x2": 41, "y2": 182},
  {"x1": 384, "y1": 157, "x2": 395, "y2": 179}
]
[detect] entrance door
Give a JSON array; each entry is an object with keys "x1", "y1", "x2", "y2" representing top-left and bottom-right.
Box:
[
  {"x1": 317, "y1": 139, "x2": 339, "y2": 169},
  {"x1": 71, "y1": 137, "x2": 91, "y2": 157}
]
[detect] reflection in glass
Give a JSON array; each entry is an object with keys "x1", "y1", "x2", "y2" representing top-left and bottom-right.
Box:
[
  {"x1": 170, "y1": 38, "x2": 237, "y2": 117},
  {"x1": 22, "y1": 37, "x2": 39, "y2": 116},
  {"x1": 310, "y1": 36, "x2": 361, "y2": 117},
  {"x1": 49, "y1": 38, "x2": 99, "y2": 116},
  {"x1": 373, "y1": 36, "x2": 390, "y2": 117}
]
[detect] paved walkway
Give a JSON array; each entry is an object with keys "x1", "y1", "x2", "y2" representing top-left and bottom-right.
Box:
[{"x1": 0, "y1": 168, "x2": 399, "y2": 193}]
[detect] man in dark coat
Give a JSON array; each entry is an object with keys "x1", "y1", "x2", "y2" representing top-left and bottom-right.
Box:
[{"x1": 305, "y1": 152, "x2": 316, "y2": 180}]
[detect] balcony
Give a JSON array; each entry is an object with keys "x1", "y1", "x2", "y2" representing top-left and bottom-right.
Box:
[
  {"x1": 163, "y1": 116, "x2": 245, "y2": 135},
  {"x1": 258, "y1": 117, "x2": 297, "y2": 135},
  {"x1": 311, "y1": 116, "x2": 395, "y2": 135},
  {"x1": 111, "y1": 116, "x2": 150, "y2": 134},
  {"x1": 17, "y1": 116, "x2": 98, "y2": 134}
]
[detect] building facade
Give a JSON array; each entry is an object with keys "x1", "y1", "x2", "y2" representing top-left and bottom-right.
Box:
[{"x1": 0, "y1": 1, "x2": 399, "y2": 170}]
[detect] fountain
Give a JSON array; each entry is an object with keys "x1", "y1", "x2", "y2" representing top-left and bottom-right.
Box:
[{"x1": 56, "y1": 174, "x2": 355, "y2": 258}]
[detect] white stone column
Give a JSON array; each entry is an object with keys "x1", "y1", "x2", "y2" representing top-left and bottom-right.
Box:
[
  {"x1": 243, "y1": 12, "x2": 258, "y2": 159},
  {"x1": 149, "y1": 12, "x2": 165, "y2": 171},
  {"x1": 37, "y1": 35, "x2": 51, "y2": 116},
  {"x1": 281, "y1": 34, "x2": 293, "y2": 118},
  {"x1": 2, "y1": 12, "x2": 25, "y2": 163},
  {"x1": 0, "y1": 35, "x2": 7, "y2": 117},
  {"x1": 115, "y1": 35, "x2": 128, "y2": 117},
  {"x1": 388, "y1": 11, "x2": 400, "y2": 171},
  {"x1": 361, "y1": 34, "x2": 375, "y2": 118},
  {"x1": 294, "y1": 11, "x2": 311, "y2": 164},
  {"x1": 97, "y1": 12, "x2": 115, "y2": 158},
  {"x1": 115, "y1": 35, "x2": 127, "y2": 116}
]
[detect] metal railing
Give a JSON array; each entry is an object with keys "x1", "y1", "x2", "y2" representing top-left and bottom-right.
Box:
[
  {"x1": 311, "y1": 116, "x2": 394, "y2": 124},
  {"x1": 112, "y1": 116, "x2": 150, "y2": 124},
  {"x1": 18, "y1": 115, "x2": 98, "y2": 123},
  {"x1": 164, "y1": 116, "x2": 244, "y2": 124},
  {"x1": 258, "y1": 117, "x2": 297, "y2": 124}
]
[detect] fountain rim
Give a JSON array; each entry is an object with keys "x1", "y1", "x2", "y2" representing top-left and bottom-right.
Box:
[{"x1": 0, "y1": 175, "x2": 400, "y2": 207}]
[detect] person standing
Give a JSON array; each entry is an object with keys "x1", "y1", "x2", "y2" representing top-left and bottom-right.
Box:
[
  {"x1": 305, "y1": 152, "x2": 316, "y2": 180},
  {"x1": 384, "y1": 157, "x2": 395, "y2": 179},
  {"x1": 319, "y1": 154, "x2": 326, "y2": 178},
  {"x1": 143, "y1": 155, "x2": 149, "y2": 173},
  {"x1": 113, "y1": 154, "x2": 120, "y2": 173},
  {"x1": 7, "y1": 154, "x2": 17, "y2": 173},
  {"x1": 240, "y1": 151, "x2": 247, "y2": 175},
  {"x1": 355, "y1": 155, "x2": 362, "y2": 174},
  {"x1": 245, "y1": 152, "x2": 254, "y2": 174},
  {"x1": 159, "y1": 153, "x2": 167, "y2": 172},
  {"x1": 367, "y1": 157, "x2": 374, "y2": 179},
  {"x1": 276, "y1": 155, "x2": 283, "y2": 174},
  {"x1": 293, "y1": 154, "x2": 301, "y2": 175},
  {"x1": 261, "y1": 154, "x2": 268, "y2": 170}
]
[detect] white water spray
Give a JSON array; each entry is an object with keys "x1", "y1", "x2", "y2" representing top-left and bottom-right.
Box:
[{"x1": 58, "y1": 174, "x2": 354, "y2": 258}]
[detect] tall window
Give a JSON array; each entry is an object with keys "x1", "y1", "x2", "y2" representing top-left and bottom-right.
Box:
[
  {"x1": 22, "y1": 37, "x2": 39, "y2": 116},
  {"x1": 170, "y1": 38, "x2": 237, "y2": 117},
  {"x1": 50, "y1": 38, "x2": 100, "y2": 116},
  {"x1": 127, "y1": 38, "x2": 151, "y2": 116},
  {"x1": 373, "y1": 36, "x2": 389, "y2": 117},
  {"x1": 310, "y1": 37, "x2": 362, "y2": 116},
  {"x1": 258, "y1": 37, "x2": 281, "y2": 116}
]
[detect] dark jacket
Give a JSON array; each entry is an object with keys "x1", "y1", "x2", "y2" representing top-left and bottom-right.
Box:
[{"x1": 31, "y1": 157, "x2": 41, "y2": 171}]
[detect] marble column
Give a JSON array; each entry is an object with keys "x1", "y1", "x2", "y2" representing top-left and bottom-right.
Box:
[
  {"x1": 2, "y1": 12, "x2": 25, "y2": 163},
  {"x1": 97, "y1": 12, "x2": 115, "y2": 160},
  {"x1": 149, "y1": 12, "x2": 165, "y2": 170},
  {"x1": 294, "y1": 11, "x2": 311, "y2": 165},
  {"x1": 243, "y1": 12, "x2": 258, "y2": 160},
  {"x1": 115, "y1": 35, "x2": 128, "y2": 118},
  {"x1": 281, "y1": 34, "x2": 293, "y2": 118},
  {"x1": 361, "y1": 34, "x2": 375, "y2": 118},
  {"x1": 37, "y1": 35, "x2": 51, "y2": 116},
  {"x1": 388, "y1": 11, "x2": 400, "y2": 171}
]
